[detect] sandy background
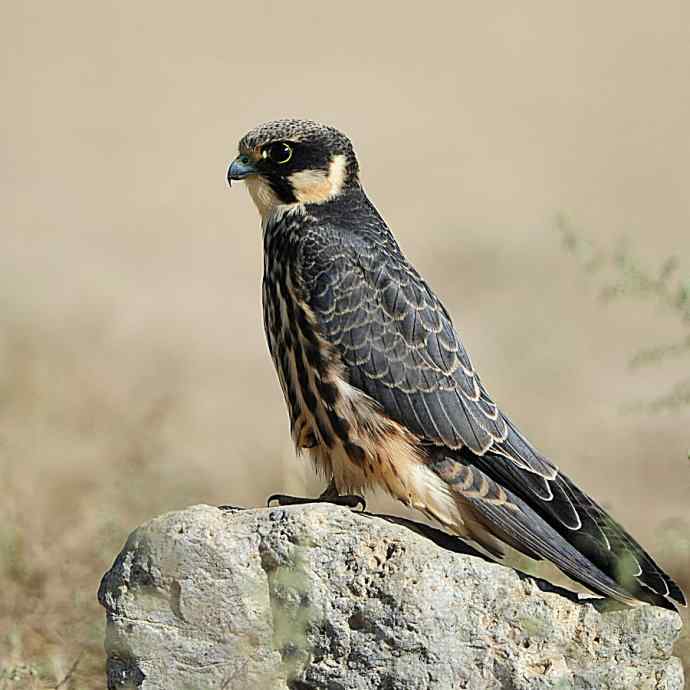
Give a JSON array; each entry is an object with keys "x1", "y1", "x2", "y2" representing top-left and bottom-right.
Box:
[{"x1": 1, "y1": 1, "x2": 689, "y2": 686}]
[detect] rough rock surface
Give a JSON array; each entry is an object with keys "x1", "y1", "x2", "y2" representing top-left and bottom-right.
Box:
[{"x1": 98, "y1": 504, "x2": 684, "y2": 690}]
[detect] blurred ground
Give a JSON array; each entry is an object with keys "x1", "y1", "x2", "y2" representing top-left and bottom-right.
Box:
[{"x1": 1, "y1": 2, "x2": 689, "y2": 687}]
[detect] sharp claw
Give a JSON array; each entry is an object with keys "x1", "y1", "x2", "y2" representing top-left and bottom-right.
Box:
[
  {"x1": 338, "y1": 495, "x2": 367, "y2": 511},
  {"x1": 266, "y1": 494, "x2": 306, "y2": 507},
  {"x1": 265, "y1": 493, "x2": 366, "y2": 511}
]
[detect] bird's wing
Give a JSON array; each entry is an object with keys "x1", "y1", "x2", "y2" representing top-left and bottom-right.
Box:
[
  {"x1": 299, "y1": 225, "x2": 684, "y2": 608},
  {"x1": 300, "y1": 226, "x2": 557, "y2": 477}
]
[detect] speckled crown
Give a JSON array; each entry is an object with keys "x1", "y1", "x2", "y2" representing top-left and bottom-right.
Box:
[{"x1": 238, "y1": 119, "x2": 359, "y2": 177}]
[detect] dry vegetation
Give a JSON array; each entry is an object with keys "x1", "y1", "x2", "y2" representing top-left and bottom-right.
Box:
[{"x1": 0, "y1": 319, "x2": 187, "y2": 687}]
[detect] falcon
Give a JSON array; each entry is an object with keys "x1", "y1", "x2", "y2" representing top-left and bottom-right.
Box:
[{"x1": 227, "y1": 118, "x2": 685, "y2": 610}]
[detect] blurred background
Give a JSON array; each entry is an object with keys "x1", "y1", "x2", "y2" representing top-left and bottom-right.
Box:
[{"x1": 2, "y1": 1, "x2": 689, "y2": 686}]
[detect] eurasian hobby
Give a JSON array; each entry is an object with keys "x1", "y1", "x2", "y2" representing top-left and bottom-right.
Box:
[{"x1": 227, "y1": 119, "x2": 685, "y2": 610}]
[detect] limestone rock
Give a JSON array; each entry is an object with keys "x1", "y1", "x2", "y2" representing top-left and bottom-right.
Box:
[{"x1": 98, "y1": 504, "x2": 684, "y2": 689}]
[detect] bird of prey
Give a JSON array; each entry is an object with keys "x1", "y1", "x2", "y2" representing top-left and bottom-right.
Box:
[{"x1": 227, "y1": 118, "x2": 685, "y2": 610}]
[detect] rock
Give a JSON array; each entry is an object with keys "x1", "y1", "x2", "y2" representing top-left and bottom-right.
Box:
[{"x1": 98, "y1": 504, "x2": 684, "y2": 690}]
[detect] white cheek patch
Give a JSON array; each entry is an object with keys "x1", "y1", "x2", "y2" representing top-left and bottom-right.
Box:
[
  {"x1": 289, "y1": 169, "x2": 331, "y2": 204},
  {"x1": 289, "y1": 154, "x2": 349, "y2": 205},
  {"x1": 326, "y1": 154, "x2": 347, "y2": 197}
]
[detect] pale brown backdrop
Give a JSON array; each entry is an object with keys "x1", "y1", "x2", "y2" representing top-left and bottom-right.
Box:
[{"x1": 1, "y1": 1, "x2": 689, "y2": 686}]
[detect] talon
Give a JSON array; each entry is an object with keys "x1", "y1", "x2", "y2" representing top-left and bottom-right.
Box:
[
  {"x1": 265, "y1": 492, "x2": 366, "y2": 511},
  {"x1": 267, "y1": 494, "x2": 312, "y2": 507},
  {"x1": 336, "y1": 494, "x2": 367, "y2": 511}
]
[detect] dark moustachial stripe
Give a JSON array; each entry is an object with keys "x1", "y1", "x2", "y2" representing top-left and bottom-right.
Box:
[{"x1": 267, "y1": 174, "x2": 297, "y2": 205}]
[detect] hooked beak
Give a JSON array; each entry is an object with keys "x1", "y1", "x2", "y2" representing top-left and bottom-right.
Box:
[{"x1": 227, "y1": 155, "x2": 257, "y2": 186}]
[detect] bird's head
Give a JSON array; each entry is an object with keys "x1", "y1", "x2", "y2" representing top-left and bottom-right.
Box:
[{"x1": 227, "y1": 119, "x2": 360, "y2": 220}]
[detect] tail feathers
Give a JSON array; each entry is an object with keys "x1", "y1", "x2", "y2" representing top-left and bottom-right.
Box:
[
  {"x1": 431, "y1": 452, "x2": 685, "y2": 609},
  {"x1": 557, "y1": 473, "x2": 686, "y2": 609},
  {"x1": 455, "y1": 478, "x2": 641, "y2": 606}
]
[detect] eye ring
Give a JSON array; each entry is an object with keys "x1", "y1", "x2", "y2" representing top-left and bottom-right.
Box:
[{"x1": 266, "y1": 142, "x2": 293, "y2": 164}]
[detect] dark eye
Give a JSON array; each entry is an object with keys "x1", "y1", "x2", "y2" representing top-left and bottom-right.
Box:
[{"x1": 266, "y1": 142, "x2": 293, "y2": 164}]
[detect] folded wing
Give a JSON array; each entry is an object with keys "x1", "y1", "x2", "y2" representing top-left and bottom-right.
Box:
[{"x1": 299, "y1": 225, "x2": 685, "y2": 609}]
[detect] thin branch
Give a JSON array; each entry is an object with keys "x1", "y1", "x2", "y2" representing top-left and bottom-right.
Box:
[{"x1": 52, "y1": 651, "x2": 84, "y2": 690}]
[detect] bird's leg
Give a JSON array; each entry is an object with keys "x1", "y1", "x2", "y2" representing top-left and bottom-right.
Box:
[
  {"x1": 318, "y1": 479, "x2": 367, "y2": 509},
  {"x1": 267, "y1": 479, "x2": 366, "y2": 510}
]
